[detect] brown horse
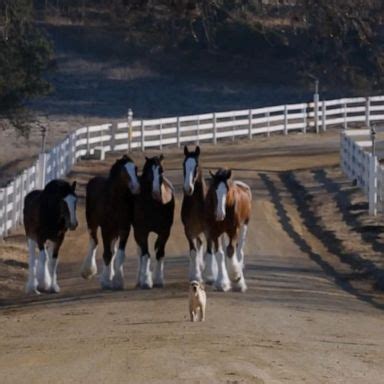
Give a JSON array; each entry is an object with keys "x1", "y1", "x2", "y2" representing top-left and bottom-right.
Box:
[
  {"x1": 181, "y1": 145, "x2": 217, "y2": 283},
  {"x1": 80, "y1": 155, "x2": 140, "y2": 290},
  {"x1": 133, "y1": 155, "x2": 175, "y2": 289},
  {"x1": 205, "y1": 168, "x2": 251, "y2": 292},
  {"x1": 24, "y1": 179, "x2": 78, "y2": 294}
]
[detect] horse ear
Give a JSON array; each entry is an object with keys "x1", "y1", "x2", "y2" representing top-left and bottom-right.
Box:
[
  {"x1": 122, "y1": 154, "x2": 128, "y2": 159},
  {"x1": 209, "y1": 170, "x2": 215, "y2": 178},
  {"x1": 145, "y1": 156, "x2": 149, "y2": 161},
  {"x1": 184, "y1": 145, "x2": 189, "y2": 156},
  {"x1": 195, "y1": 146, "x2": 200, "y2": 156},
  {"x1": 71, "y1": 181, "x2": 77, "y2": 191},
  {"x1": 226, "y1": 169, "x2": 232, "y2": 179},
  {"x1": 159, "y1": 154, "x2": 164, "y2": 162}
]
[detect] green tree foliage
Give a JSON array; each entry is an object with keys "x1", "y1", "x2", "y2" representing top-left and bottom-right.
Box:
[{"x1": 0, "y1": 0, "x2": 53, "y2": 132}]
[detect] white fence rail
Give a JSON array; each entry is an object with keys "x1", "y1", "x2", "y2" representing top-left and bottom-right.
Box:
[{"x1": 1, "y1": 95, "x2": 384, "y2": 237}]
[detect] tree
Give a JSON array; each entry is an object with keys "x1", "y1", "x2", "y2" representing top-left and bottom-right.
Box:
[
  {"x1": 300, "y1": 0, "x2": 384, "y2": 87},
  {"x1": 0, "y1": 0, "x2": 53, "y2": 134}
]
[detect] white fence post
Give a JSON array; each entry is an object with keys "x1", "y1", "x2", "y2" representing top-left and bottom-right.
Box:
[
  {"x1": 110, "y1": 122, "x2": 117, "y2": 153},
  {"x1": 11, "y1": 179, "x2": 17, "y2": 228},
  {"x1": 343, "y1": 101, "x2": 348, "y2": 130},
  {"x1": 284, "y1": 105, "x2": 288, "y2": 135},
  {"x1": 314, "y1": 92, "x2": 319, "y2": 133},
  {"x1": 128, "y1": 109, "x2": 133, "y2": 152},
  {"x1": 86, "y1": 126, "x2": 90, "y2": 154},
  {"x1": 3, "y1": 186, "x2": 8, "y2": 236},
  {"x1": 19, "y1": 170, "x2": 27, "y2": 225},
  {"x1": 196, "y1": 117, "x2": 200, "y2": 145},
  {"x1": 177, "y1": 117, "x2": 181, "y2": 147},
  {"x1": 37, "y1": 153, "x2": 47, "y2": 189},
  {"x1": 141, "y1": 120, "x2": 145, "y2": 152},
  {"x1": 213, "y1": 113, "x2": 217, "y2": 144},
  {"x1": 248, "y1": 109, "x2": 252, "y2": 140},
  {"x1": 303, "y1": 107, "x2": 307, "y2": 134},
  {"x1": 366, "y1": 97, "x2": 371, "y2": 128},
  {"x1": 0, "y1": 189, "x2": 4, "y2": 237},
  {"x1": 267, "y1": 111, "x2": 270, "y2": 137},
  {"x1": 369, "y1": 154, "x2": 378, "y2": 216},
  {"x1": 322, "y1": 100, "x2": 326, "y2": 132},
  {"x1": 159, "y1": 120, "x2": 163, "y2": 150}
]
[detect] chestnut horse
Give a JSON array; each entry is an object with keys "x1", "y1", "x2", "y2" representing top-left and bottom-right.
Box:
[
  {"x1": 181, "y1": 145, "x2": 217, "y2": 283},
  {"x1": 205, "y1": 168, "x2": 251, "y2": 292},
  {"x1": 133, "y1": 155, "x2": 175, "y2": 289},
  {"x1": 80, "y1": 155, "x2": 140, "y2": 290},
  {"x1": 24, "y1": 179, "x2": 78, "y2": 294}
]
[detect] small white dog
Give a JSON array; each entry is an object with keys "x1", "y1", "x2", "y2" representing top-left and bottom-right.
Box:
[{"x1": 189, "y1": 280, "x2": 206, "y2": 322}]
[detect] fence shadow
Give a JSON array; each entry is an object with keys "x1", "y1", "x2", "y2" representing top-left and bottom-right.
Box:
[{"x1": 259, "y1": 172, "x2": 384, "y2": 311}]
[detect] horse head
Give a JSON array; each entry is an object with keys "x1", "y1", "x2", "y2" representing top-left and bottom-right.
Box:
[
  {"x1": 109, "y1": 155, "x2": 140, "y2": 195},
  {"x1": 209, "y1": 168, "x2": 232, "y2": 222},
  {"x1": 142, "y1": 155, "x2": 165, "y2": 203},
  {"x1": 44, "y1": 179, "x2": 79, "y2": 230},
  {"x1": 183, "y1": 145, "x2": 200, "y2": 196}
]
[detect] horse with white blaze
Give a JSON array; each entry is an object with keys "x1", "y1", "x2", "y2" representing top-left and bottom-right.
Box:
[
  {"x1": 181, "y1": 145, "x2": 217, "y2": 283},
  {"x1": 133, "y1": 155, "x2": 175, "y2": 289},
  {"x1": 80, "y1": 155, "x2": 140, "y2": 290},
  {"x1": 23, "y1": 179, "x2": 78, "y2": 294},
  {"x1": 205, "y1": 168, "x2": 251, "y2": 292}
]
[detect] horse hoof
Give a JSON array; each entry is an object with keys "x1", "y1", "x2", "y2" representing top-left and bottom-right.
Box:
[
  {"x1": 50, "y1": 284, "x2": 61, "y2": 294},
  {"x1": 140, "y1": 282, "x2": 153, "y2": 289},
  {"x1": 232, "y1": 280, "x2": 247, "y2": 293},
  {"x1": 204, "y1": 276, "x2": 216, "y2": 285},
  {"x1": 214, "y1": 281, "x2": 231, "y2": 292},
  {"x1": 81, "y1": 268, "x2": 97, "y2": 280},
  {"x1": 153, "y1": 282, "x2": 164, "y2": 288},
  {"x1": 25, "y1": 285, "x2": 40, "y2": 295},
  {"x1": 111, "y1": 280, "x2": 124, "y2": 290}
]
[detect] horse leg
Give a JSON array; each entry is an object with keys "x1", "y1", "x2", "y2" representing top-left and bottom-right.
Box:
[
  {"x1": 227, "y1": 235, "x2": 247, "y2": 292},
  {"x1": 49, "y1": 236, "x2": 64, "y2": 293},
  {"x1": 36, "y1": 240, "x2": 52, "y2": 292},
  {"x1": 134, "y1": 231, "x2": 153, "y2": 289},
  {"x1": 112, "y1": 229, "x2": 129, "y2": 290},
  {"x1": 188, "y1": 236, "x2": 203, "y2": 282},
  {"x1": 25, "y1": 238, "x2": 39, "y2": 295},
  {"x1": 154, "y1": 231, "x2": 170, "y2": 287},
  {"x1": 100, "y1": 229, "x2": 117, "y2": 290},
  {"x1": 236, "y1": 223, "x2": 248, "y2": 269},
  {"x1": 80, "y1": 228, "x2": 98, "y2": 279},
  {"x1": 203, "y1": 235, "x2": 218, "y2": 285},
  {"x1": 214, "y1": 235, "x2": 231, "y2": 292}
]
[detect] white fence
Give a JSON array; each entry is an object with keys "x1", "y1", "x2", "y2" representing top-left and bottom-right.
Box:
[{"x1": 1, "y1": 95, "x2": 384, "y2": 237}]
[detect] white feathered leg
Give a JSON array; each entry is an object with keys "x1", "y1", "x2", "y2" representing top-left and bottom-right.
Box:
[
  {"x1": 37, "y1": 246, "x2": 52, "y2": 292},
  {"x1": 236, "y1": 224, "x2": 248, "y2": 269},
  {"x1": 25, "y1": 238, "x2": 39, "y2": 295},
  {"x1": 154, "y1": 258, "x2": 164, "y2": 287},
  {"x1": 80, "y1": 237, "x2": 98, "y2": 279},
  {"x1": 139, "y1": 254, "x2": 153, "y2": 289},
  {"x1": 112, "y1": 248, "x2": 125, "y2": 290},
  {"x1": 100, "y1": 239, "x2": 116, "y2": 290},
  {"x1": 214, "y1": 237, "x2": 231, "y2": 292}
]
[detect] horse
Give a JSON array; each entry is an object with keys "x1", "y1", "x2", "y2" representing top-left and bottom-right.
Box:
[
  {"x1": 181, "y1": 145, "x2": 217, "y2": 283},
  {"x1": 133, "y1": 155, "x2": 175, "y2": 289},
  {"x1": 205, "y1": 168, "x2": 251, "y2": 292},
  {"x1": 80, "y1": 155, "x2": 140, "y2": 290},
  {"x1": 23, "y1": 179, "x2": 78, "y2": 294}
]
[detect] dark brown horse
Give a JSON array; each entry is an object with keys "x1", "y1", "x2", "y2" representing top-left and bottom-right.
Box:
[
  {"x1": 133, "y1": 155, "x2": 175, "y2": 289},
  {"x1": 205, "y1": 168, "x2": 251, "y2": 292},
  {"x1": 80, "y1": 155, "x2": 140, "y2": 290},
  {"x1": 24, "y1": 179, "x2": 78, "y2": 294},
  {"x1": 181, "y1": 145, "x2": 217, "y2": 283}
]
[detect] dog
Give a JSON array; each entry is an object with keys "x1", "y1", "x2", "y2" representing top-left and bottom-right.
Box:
[{"x1": 189, "y1": 280, "x2": 206, "y2": 322}]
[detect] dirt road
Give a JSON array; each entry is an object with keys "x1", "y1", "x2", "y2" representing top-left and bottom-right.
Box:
[{"x1": 0, "y1": 132, "x2": 383, "y2": 383}]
